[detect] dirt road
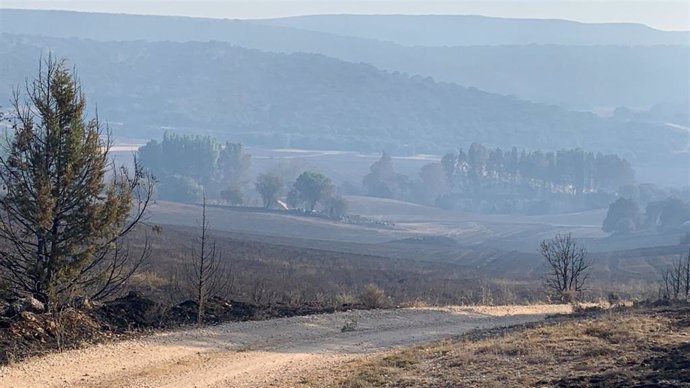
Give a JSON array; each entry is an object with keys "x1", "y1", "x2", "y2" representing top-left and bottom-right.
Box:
[{"x1": 0, "y1": 305, "x2": 572, "y2": 387}]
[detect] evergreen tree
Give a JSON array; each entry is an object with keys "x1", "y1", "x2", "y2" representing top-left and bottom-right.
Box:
[{"x1": 0, "y1": 57, "x2": 153, "y2": 308}]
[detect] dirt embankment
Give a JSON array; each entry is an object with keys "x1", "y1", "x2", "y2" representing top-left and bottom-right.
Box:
[{"x1": 0, "y1": 304, "x2": 571, "y2": 387}]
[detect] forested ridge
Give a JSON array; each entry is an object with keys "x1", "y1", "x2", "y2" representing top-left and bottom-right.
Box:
[
  {"x1": 3, "y1": 9, "x2": 689, "y2": 108},
  {"x1": 1, "y1": 34, "x2": 685, "y2": 165}
]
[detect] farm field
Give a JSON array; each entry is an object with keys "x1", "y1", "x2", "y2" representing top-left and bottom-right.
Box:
[
  {"x1": 149, "y1": 196, "x2": 609, "y2": 250},
  {"x1": 140, "y1": 198, "x2": 687, "y2": 303}
]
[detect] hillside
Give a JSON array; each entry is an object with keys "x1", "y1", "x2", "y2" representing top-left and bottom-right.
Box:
[
  {"x1": 1, "y1": 9, "x2": 688, "y2": 108},
  {"x1": 258, "y1": 14, "x2": 690, "y2": 46},
  {"x1": 1, "y1": 34, "x2": 686, "y2": 168}
]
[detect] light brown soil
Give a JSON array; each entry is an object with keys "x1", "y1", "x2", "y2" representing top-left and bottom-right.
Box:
[{"x1": 0, "y1": 305, "x2": 571, "y2": 387}]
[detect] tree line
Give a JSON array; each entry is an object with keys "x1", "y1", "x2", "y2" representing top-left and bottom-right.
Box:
[
  {"x1": 138, "y1": 133, "x2": 348, "y2": 218},
  {"x1": 137, "y1": 132, "x2": 250, "y2": 204},
  {"x1": 603, "y1": 196, "x2": 690, "y2": 235},
  {"x1": 360, "y1": 144, "x2": 635, "y2": 214},
  {"x1": 440, "y1": 144, "x2": 634, "y2": 196}
]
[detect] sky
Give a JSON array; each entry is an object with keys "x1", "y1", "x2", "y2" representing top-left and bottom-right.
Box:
[{"x1": 1, "y1": 0, "x2": 689, "y2": 31}]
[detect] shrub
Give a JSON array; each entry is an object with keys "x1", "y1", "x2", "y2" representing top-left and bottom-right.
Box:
[
  {"x1": 561, "y1": 289, "x2": 577, "y2": 304},
  {"x1": 335, "y1": 292, "x2": 357, "y2": 307},
  {"x1": 360, "y1": 284, "x2": 386, "y2": 309}
]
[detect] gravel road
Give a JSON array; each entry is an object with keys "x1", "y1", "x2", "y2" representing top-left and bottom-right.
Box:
[{"x1": 0, "y1": 305, "x2": 572, "y2": 387}]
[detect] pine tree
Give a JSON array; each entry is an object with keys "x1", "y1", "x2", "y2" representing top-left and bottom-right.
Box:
[{"x1": 0, "y1": 57, "x2": 153, "y2": 309}]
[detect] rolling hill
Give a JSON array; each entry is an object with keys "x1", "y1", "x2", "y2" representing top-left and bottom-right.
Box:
[
  {"x1": 257, "y1": 14, "x2": 690, "y2": 46},
  {"x1": 1, "y1": 33, "x2": 685, "y2": 167}
]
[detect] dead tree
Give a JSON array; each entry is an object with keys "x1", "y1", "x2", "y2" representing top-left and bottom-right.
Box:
[
  {"x1": 660, "y1": 250, "x2": 690, "y2": 300},
  {"x1": 188, "y1": 197, "x2": 228, "y2": 325},
  {"x1": 678, "y1": 250, "x2": 690, "y2": 300},
  {"x1": 540, "y1": 233, "x2": 592, "y2": 303},
  {"x1": 661, "y1": 267, "x2": 680, "y2": 300}
]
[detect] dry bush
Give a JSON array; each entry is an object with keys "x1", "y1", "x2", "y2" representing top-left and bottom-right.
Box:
[
  {"x1": 360, "y1": 284, "x2": 386, "y2": 309},
  {"x1": 381, "y1": 352, "x2": 419, "y2": 369},
  {"x1": 130, "y1": 271, "x2": 170, "y2": 289},
  {"x1": 560, "y1": 289, "x2": 578, "y2": 304},
  {"x1": 335, "y1": 292, "x2": 357, "y2": 307}
]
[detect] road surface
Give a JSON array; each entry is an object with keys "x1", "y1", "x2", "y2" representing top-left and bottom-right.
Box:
[{"x1": 0, "y1": 305, "x2": 572, "y2": 387}]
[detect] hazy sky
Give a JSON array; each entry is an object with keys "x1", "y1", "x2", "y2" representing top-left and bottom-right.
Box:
[{"x1": 2, "y1": 0, "x2": 689, "y2": 31}]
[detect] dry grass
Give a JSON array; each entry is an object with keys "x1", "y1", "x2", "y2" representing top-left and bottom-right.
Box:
[
  {"x1": 130, "y1": 271, "x2": 170, "y2": 289},
  {"x1": 322, "y1": 306, "x2": 690, "y2": 387}
]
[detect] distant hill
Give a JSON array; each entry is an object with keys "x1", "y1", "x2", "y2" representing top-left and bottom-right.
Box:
[
  {"x1": 3, "y1": 10, "x2": 687, "y2": 47},
  {"x1": 0, "y1": 9, "x2": 687, "y2": 109},
  {"x1": 257, "y1": 14, "x2": 690, "y2": 46},
  {"x1": 1, "y1": 34, "x2": 685, "y2": 168}
]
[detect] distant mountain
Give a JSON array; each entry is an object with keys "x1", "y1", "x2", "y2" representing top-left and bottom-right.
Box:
[
  {"x1": 1, "y1": 34, "x2": 685, "y2": 169},
  {"x1": 256, "y1": 14, "x2": 690, "y2": 46},
  {"x1": 0, "y1": 9, "x2": 687, "y2": 109}
]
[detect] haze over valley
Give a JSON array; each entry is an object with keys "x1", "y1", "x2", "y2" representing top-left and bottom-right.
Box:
[{"x1": 0, "y1": 3, "x2": 689, "y2": 386}]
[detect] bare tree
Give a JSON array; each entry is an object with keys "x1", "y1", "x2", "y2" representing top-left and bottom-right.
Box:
[
  {"x1": 188, "y1": 197, "x2": 228, "y2": 325},
  {"x1": 540, "y1": 234, "x2": 592, "y2": 302},
  {"x1": 0, "y1": 56, "x2": 153, "y2": 310},
  {"x1": 661, "y1": 267, "x2": 679, "y2": 300},
  {"x1": 675, "y1": 250, "x2": 689, "y2": 300},
  {"x1": 660, "y1": 250, "x2": 690, "y2": 300}
]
